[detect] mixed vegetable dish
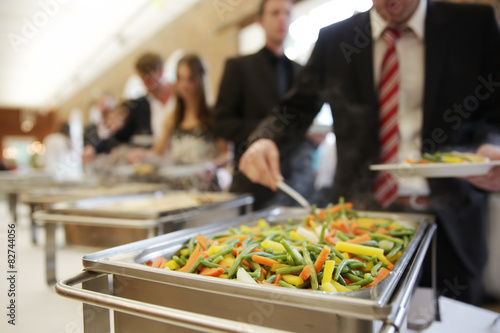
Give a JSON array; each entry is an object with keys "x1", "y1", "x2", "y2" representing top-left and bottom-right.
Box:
[
  {"x1": 144, "y1": 198, "x2": 416, "y2": 293},
  {"x1": 406, "y1": 151, "x2": 488, "y2": 164}
]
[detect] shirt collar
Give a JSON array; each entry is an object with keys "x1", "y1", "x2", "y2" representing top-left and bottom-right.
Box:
[{"x1": 370, "y1": 0, "x2": 427, "y2": 41}]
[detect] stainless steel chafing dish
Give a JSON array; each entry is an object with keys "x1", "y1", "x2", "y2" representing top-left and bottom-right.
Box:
[
  {"x1": 56, "y1": 207, "x2": 436, "y2": 333},
  {"x1": 34, "y1": 190, "x2": 253, "y2": 285},
  {"x1": 21, "y1": 182, "x2": 170, "y2": 244}
]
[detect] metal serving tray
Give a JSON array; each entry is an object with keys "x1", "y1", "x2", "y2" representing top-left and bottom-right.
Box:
[
  {"x1": 46, "y1": 190, "x2": 247, "y2": 220},
  {"x1": 56, "y1": 207, "x2": 436, "y2": 333}
]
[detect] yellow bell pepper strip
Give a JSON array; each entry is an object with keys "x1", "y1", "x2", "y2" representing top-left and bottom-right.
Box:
[
  {"x1": 322, "y1": 260, "x2": 335, "y2": 284},
  {"x1": 331, "y1": 280, "x2": 351, "y2": 292},
  {"x1": 321, "y1": 281, "x2": 337, "y2": 293},
  {"x1": 336, "y1": 242, "x2": 389, "y2": 264},
  {"x1": 261, "y1": 240, "x2": 285, "y2": 252},
  {"x1": 282, "y1": 274, "x2": 304, "y2": 286}
]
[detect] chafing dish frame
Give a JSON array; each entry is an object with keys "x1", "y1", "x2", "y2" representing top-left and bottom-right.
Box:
[{"x1": 55, "y1": 207, "x2": 436, "y2": 333}]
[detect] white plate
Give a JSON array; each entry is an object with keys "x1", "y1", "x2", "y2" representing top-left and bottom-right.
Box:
[{"x1": 370, "y1": 161, "x2": 500, "y2": 178}]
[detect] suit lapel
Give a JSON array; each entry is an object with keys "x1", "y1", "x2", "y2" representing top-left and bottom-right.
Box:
[{"x1": 422, "y1": 1, "x2": 448, "y2": 144}]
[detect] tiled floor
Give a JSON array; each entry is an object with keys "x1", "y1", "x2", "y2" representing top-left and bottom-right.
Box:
[
  {"x1": 1, "y1": 199, "x2": 87, "y2": 333},
  {"x1": 0, "y1": 196, "x2": 499, "y2": 333}
]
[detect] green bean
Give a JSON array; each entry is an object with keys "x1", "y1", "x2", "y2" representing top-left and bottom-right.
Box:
[
  {"x1": 172, "y1": 255, "x2": 185, "y2": 267},
  {"x1": 387, "y1": 230, "x2": 415, "y2": 237},
  {"x1": 305, "y1": 245, "x2": 323, "y2": 253},
  {"x1": 248, "y1": 260, "x2": 261, "y2": 279},
  {"x1": 358, "y1": 241, "x2": 379, "y2": 247},
  {"x1": 371, "y1": 255, "x2": 378, "y2": 265},
  {"x1": 336, "y1": 230, "x2": 350, "y2": 242},
  {"x1": 212, "y1": 255, "x2": 224, "y2": 264},
  {"x1": 186, "y1": 256, "x2": 203, "y2": 273},
  {"x1": 346, "y1": 284, "x2": 361, "y2": 291},
  {"x1": 347, "y1": 261, "x2": 367, "y2": 269},
  {"x1": 266, "y1": 275, "x2": 277, "y2": 284},
  {"x1": 200, "y1": 260, "x2": 228, "y2": 272},
  {"x1": 334, "y1": 259, "x2": 358, "y2": 281},
  {"x1": 276, "y1": 265, "x2": 306, "y2": 275},
  {"x1": 337, "y1": 275, "x2": 347, "y2": 286},
  {"x1": 330, "y1": 247, "x2": 345, "y2": 261},
  {"x1": 403, "y1": 236, "x2": 409, "y2": 248},
  {"x1": 242, "y1": 252, "x2": 272, "y2": 259},
  {"x1": 207, "y1": 246, "x2": 234, "y2": 261},
  {"x1": 188, "y1": 237, "x2": 196, "y2": 255},
  {"x1": 278, "y1": 280, "x2": 297, "y2": 289},
  {"x1": 302, "y1": 242, "x2": 319, "y2": 290},
  {"x1": 344, "y1": 272, "x2": 362, "y2": 282},
  {"x1": 339, "y1": 196, "x2": 346, "y2": 217},
  {"x1": 348, "y1": 276, "x2": 374, "y2": 287},
  {"x1": 354, "y1": 254, "x2": 373, "y2": 262},
  {"x1": 319, "y1": 222, "x2": 328, "y2": 244},
  {"x1": 387, "y1": 244, "x2": 402, "y2": 259},
  {"x1": 351, "y1": 270, "x2": 364, "y2": 278},
  {"x1": 371, "y1": 261, "x2": 384, "y2": 277},
  {"x1": 280, "y1": 239, "x2": 302, "y2": 265},
  {"x1": 241, "y1": 236, "x2": 252, "y2": 247},
  {"x1": 228, "y1": 227, "x2": 239, "y2": 235},
  {"x1": 220, "y1": 238, "x2": 239, "y2": 247},
  {"x1": 227, "y1": 244, "x2": 258, "y2": 279},
  {"x1": 368, "y1": 233, "x2": 404, "y2": 245},
  {"x1": 264, "y1": 232, "x2": 276, "y2": 242}
]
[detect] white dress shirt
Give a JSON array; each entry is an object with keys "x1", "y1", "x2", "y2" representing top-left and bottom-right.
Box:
[
  {"x1": 148, "y1": 94, "x2": 175, "y2": 141},
  {"x1": 370, "y1": 0, "x2": 430, "y2": 196}
]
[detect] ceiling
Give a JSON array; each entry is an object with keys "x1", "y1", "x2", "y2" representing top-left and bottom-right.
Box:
[{"x1": 0, "y1": 0, "x2": 200, "y2": 110}]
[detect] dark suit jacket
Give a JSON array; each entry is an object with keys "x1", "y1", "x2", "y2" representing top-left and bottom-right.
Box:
[
  {"x1": 250, "y1": 2, "x2": 500, "y2": 276},
  {"x1": 214, "y1": 48, "x2": 306, "y2": 208},
  {"x1": 96, "y1": 97, "x2": 152, "y2": 153}
]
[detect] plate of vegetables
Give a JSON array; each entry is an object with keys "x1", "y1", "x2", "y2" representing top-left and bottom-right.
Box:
[
  {"x1": 370, "y1": 151, "x2": 500, "y2": 178},
  {"x1": 143, "y1": 199, "x2": 416, "y2": 293}
]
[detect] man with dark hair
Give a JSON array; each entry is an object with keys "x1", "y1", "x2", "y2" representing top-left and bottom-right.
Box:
[
  {"x1": 83, "y1": 52, "x2": 174, "y2": 161},
  {"x1": 239, "y1": 0, "x2": 500, "y2": 305},
  {"x1": 214, "y1": 0, "x2": 315, "y2": 209}
]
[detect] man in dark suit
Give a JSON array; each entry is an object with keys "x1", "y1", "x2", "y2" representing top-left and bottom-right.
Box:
[
  {"x1": 239, "y1": 0, "x2": 500, "y2": 305},
  {"x1": 213, "y1": 0, "x2": 316, "y2": 209},
  {"x1": 82, "y1": 52, "x2": 174, "y2": 161}
]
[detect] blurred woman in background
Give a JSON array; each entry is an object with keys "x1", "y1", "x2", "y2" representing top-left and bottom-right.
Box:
[{"x1": 129, "y1": 54, "x2": 229, "y2": 190}]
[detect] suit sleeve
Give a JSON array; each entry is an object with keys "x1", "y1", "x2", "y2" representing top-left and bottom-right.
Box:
[
  {"x1": 213, "y1": 58, "x2": 262, "y2": 143},
  {"x1": 248, "y1": 30, "x2": 327, "y2": 146},
  {"x1": 480, "y1": 6, "x2": 500, "y2": 145}
]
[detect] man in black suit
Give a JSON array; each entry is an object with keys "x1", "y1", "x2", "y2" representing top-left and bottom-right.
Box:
[
  {"x1": 213, "y1": 0, "x2": 316, "y2": 209},
  {"x1": 82, "y1": 52, "x2": 174, "y2": 161},
  {"x1": 239, "y1": 0, "x2": 500, "y2": 305}
]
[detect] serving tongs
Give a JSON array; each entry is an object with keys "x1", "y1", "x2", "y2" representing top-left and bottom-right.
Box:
[{"x1": 276, "y1": 181, "x2": 311, "y2": 210}]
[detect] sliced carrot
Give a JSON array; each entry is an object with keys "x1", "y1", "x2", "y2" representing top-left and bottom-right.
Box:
[
  {"x1": 199, "y1": 267, "x2": 225, "y2": 277},
  {"x1": 200, "y1": 251, "x2": 209, "y2": 259},
  {"x1": 326, "y1": 202, "x2": 353, "y2": 215},
  {"x1": 346, "y1": 234, "x2": 371, "y2": 244},
  {"x1": 251, "y1": 255, "x2": 281, "y2": 267},
  {"x1": 196, "y1": 235, "x2": 207, "y2": 250},
  {"x1": 314, "y1": 246, "x2": 331, "y2": 273},
  {"x1": 218, "y1": 261, "x2": 230, "y2": 268},
  {"x1": 375, "y1": 228, "x2": 387, "y2": 235},
  {"x1": 260, "y1": 266, "x2": 267, "y2": 278},
  {"x1": 324, "y1": 236, "x2": 336, "y2": 245},
  {"x1": 179, "y1": 244, "x2": 200, "y2": 272},
  {"x1": 152, "y1": 256, "x2": 163, "y2": 268},
  {"x1": 317, "y1": 209, "x2": 325, "y2": 221},
  {"x1": 362, "y1": 267, "x2": 390, "y2": 289},
  {"x1": 299, "y1": 265, "x2": 312, "y2": 281},
  {"x1": 241, "y1": 260, "x2": 253, "y2": 269},
  {"x1": 386, "y1": 262, "x2": 394, "y2": 270},
  {"x1": 160, "y1": 257, "x2": 168, "y2": 268},
  {"x1": 273, "y1": 273, "x2": 283, "y2": 285}
]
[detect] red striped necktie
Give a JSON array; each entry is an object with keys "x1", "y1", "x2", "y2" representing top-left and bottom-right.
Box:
[{"x1": 374, "y1": 28, "x2": 402, "y2": 208}]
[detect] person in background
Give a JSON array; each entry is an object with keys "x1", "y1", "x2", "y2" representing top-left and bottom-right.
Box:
[
  {"x1": 129, "y1": 54, "x2": 229, "y2": 191},
  {"x1": 238, "y1": 0, "x2": 500, "y2": 305},
  {"x1": 83, "y1": 93, "x2": 125, "y2": 148},
  {"x1": 82, "y1": 52, "x2": 175, "y2": 163},
  {"x1": 213, "y1": 0, "x2": 316, "y2": 209},
  {"x1": 38, "y1": 122, "x2": 78, "y2": 180}
]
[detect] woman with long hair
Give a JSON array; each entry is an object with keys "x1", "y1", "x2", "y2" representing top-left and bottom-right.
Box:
[{"x1": 129, "y1": 54, "x2": 229, "y2": 190}]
